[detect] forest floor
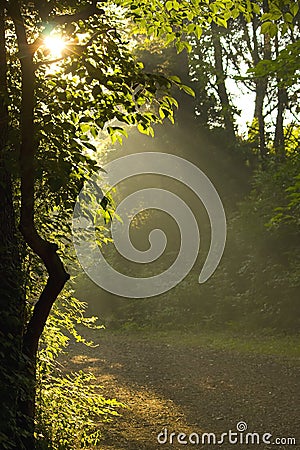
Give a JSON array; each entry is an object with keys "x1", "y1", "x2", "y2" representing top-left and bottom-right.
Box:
[{"x1": 66, "y1": 331, "x2": 300, "y2": 450}]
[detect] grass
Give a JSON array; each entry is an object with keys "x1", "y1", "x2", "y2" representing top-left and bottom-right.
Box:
[{"x1": 117, "y1": 327, "x2": 300, "y2": 359}]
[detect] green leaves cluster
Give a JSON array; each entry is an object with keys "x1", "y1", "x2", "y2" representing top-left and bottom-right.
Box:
[
  {"x1": 116, "y1": 0, "x2": 257, "y2": 50},
  {"x1": 260, "y1": 0, "x2": 299, "y2": 36},
  {"x1": 36, "y1": 371, "x2": 123, "y2": 450},
  {"x1": 35, "y1": 293, "x2": 124, "y2": 450},
  {"x1": 250, "y1": 41, "x2": 300, "y2": 87},
  {"x1": 271, "y1": 173, "x2": 300, "y2": 228}
]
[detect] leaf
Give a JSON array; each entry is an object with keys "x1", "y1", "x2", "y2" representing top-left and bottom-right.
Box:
[
  {"x1": 252, "y1": 3, "x2": 261, "y2": 14},
  {"x1": 173, "y1": 0, "x2": 180, "y2": 11},
  {"x1": 165, "y1": 33, "x2": 176, "y2": 45},
  {"x1": 232, "y1": 8, "x2": 240, "y2": 19},
  {"x1": 195, "y1": 25, "x2": 202, "y2": 39},
  {"x1": 137, "y1": 123, "x2": 154, "y2": 136},
  {"x1": 166, "y1": 1, "x2": 173, "y2": 11},
  {"x1": 290, "y1": 2, "x2": 299, "y2": 17},
  {"x1": 268, "y1": 23, "x2": 278, "y2": 38},
  {"x1": 80, "y1": 123, "x2": 90, "y2": 133},
  {"x1": 168, "y1": 75, "x2": 181, "y2": 83},
  {"x1": 82, "y1": 142, "x2": 97, "y2": 152},
  {"x1": 90, "y1": 126, "x2": 98, "y2": 138},
  {"x1": 284, "y1": 12, "x2": 293, "y2": 24},
  {"x1": 215, "y1": 17, "x2": 227, "y2": 28},
  {"x1": 261, "y1": 20, "x2": 278, "y2": 37},
  {"x1": 261, "y1": 21, "x2": 272, "y2": 35},
  {"x1": 183, "y1": 41, "x2": 192, "y2": 53},
  {"x1": 181, "y1": 84, "x2": 195, "y2": 97},
  {"x1": 175, "y1": 41, "x2": 185, "y2": 53}
]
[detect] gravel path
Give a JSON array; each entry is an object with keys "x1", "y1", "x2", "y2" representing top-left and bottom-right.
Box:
[{"x1": 67, "y1": 332, "x2": 300, "y2": 450}]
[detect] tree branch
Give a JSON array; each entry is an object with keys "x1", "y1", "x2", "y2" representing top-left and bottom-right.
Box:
[
  {"x1": 8, "y1": 2, "x2": 105, "y2": 56},
  {"x1": 35, "y1": 55, "x2": 67, "y2": 67},
  {"x1": 33, "y1": 0, "x2": 56, "y2": 21},
  {"x1": 32, "y1": 0, "x2": 101, "y2": 23},
  {"x1": 49, "y1": 2, "x2": 103, "y2": 26}
]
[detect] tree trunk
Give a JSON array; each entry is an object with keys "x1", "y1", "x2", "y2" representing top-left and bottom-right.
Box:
[
  {"x1": 1, "y1": 3, "x2": 70, "y2": 448},
  {"x1": 212, "y1": 23, "x2": 236, "y2": 142},
  {"x1": 274, "y1": 35, "x2": 286, "y2": 159},
  {"x1": 0, "y1": 169, "x2": 25, "y2": 450},
  {"x1": 0, "y1": 5, "x2": 25, "y2": 449},
  {"x1": 274, "y1": 86, "x2": 286, "y2": 158},
  {"x1": 254, "y1": 79, "x2": 267, "y2": 160},
  {"x1": 251, "y1": 16, "x2": 268, "y2": 161},
  {"x1": 250, "y1": 0, "x2": 271, "y2": 165}
]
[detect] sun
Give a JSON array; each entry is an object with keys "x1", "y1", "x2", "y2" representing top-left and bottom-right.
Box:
[{"x1": 44, "y1": 35, "x2": 66, "y2": 58}]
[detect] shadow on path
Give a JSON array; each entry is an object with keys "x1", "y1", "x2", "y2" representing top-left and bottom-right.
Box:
[{"x1": 65, "y1": 332, "x2": 299, "y2": 450}]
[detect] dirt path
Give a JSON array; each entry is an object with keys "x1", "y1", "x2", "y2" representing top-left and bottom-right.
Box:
[{"x1": 67, "y1": 332, "x2": 299, "y2": 450}]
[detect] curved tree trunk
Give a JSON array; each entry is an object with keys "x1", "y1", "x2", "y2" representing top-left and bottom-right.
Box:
[{"x1": 1, "y1": 2, "x2": 70, "y2": 448}]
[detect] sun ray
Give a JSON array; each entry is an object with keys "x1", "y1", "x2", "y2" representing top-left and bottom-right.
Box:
[{"x1": 44, "y1": 35, "x2": 66, "y2": 59}]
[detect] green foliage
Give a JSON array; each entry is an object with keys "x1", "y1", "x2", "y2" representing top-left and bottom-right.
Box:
[
  {"x1": 260, "y1": 0, "x2": 299, "y2": 35},
  {"x1": 266, "y1": 158, "x2": 300, "y2": 229},
  {"x1": 189, "y1": 27, "x2": 226, "y2": 128},
  {"x1": 1, "y1": 0, "x2": 299, "y2": 447},
  {"x1": 189, "y1": 0, "x2": 299, "y2": 155},
  {"x1": 5, "y1": 1, "x2": 186, "y2": 225},
  {"x1": 36, "y1": 371, "x2": 122, "y2": 450},
  {"x1": 249, "y1": 41, "x2": 300, "y2": 87},
  {"x1": 4, "y1": 1, "x2": 194, "y2": 444},
  {"x1": 35, "y1": 292, "x2": 124, "y2": 450},
  {"x1": 116, "y1": 0, "x2": 251, "y2": 46}
]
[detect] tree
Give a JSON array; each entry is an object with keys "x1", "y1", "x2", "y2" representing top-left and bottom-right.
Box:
[
  {"x1": 0, "y1": 0, "x2": 262, "y2": 448},
  {"x1": 211, "y1": 22, "x2": 236, "y2": 141},
  {"x1": 0, "y1": 2, "x2": 25, "y2": 446},
  {"x1": 0, "y1": 1, "x2": 177, "y2": 448},
  {"x1": 247, "y1": 0, "x2": 299, "y2": 160}
]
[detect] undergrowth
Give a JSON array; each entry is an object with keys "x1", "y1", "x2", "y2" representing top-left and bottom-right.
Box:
[{"x1": 35, "y1": 291, "x2": 124, "y2": 450}]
